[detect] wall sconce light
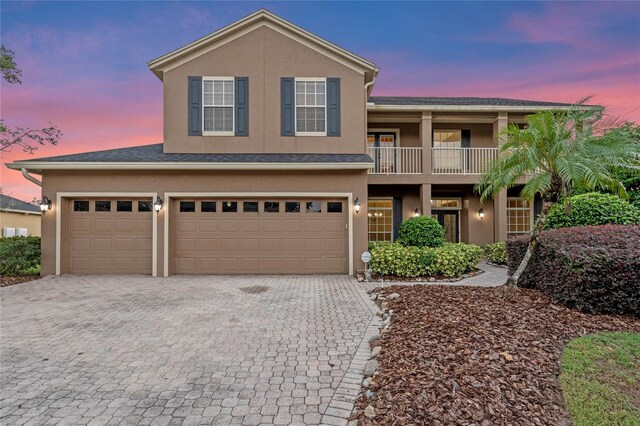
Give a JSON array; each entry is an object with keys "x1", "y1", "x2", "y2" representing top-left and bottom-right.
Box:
[
  {"x1": 39, "y1": 196, "x2": 52, "y2": 213},
  {"x1": 153, "y1": 196, "x2": 164, "y2": 213},
  {"x1": 478, "y1": 208, "x2": 485, "y2": 219},
  {"x1": 414, "y1": 208, "x2": 420, "y2": 217},
  {"x1": 354, "y1": 197, "x2": 361, "y2": 214}
]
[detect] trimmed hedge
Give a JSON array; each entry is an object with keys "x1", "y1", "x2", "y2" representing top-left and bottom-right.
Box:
[
  {"x1": 369, "y1": 242, "x2": 482, "y2": 278},
  {"x1": 544, "y1": 193, "x2": 640, "y2": 230},
  {"x1": 507, "y1": 225, "x2": 640, "y2": 317},
  {"x1": 397, "y1": 216, "x2": 445, "y2": 248},
  {"x1": 483, "y1": 242, "x2": 507, "y2": 265},
  {"x1": 0, "y1": 237, "x2": 41, "y2": 276}
]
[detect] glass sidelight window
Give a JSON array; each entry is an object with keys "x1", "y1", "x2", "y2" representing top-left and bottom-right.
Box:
[{"x1": 367, "y1": 198, "x2": 393, "y2": 242}]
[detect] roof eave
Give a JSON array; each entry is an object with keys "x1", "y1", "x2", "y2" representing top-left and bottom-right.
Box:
[
  {"x1": 366, "y1": 104, "x2": 583, "y2": 112},
  {"x1": 7, "y1": 161, "x2": 374, "y2": 172}
]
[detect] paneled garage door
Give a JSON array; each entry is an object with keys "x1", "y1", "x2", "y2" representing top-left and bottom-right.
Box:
[
  {"x1": 68, "y1": 198, "x2": 153, "y2": 274},
  {"x1": 172, "y1": 198, "x2": 348, "y2": 274}
]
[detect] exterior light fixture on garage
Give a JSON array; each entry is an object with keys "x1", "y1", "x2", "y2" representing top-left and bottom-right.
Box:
[
  {"x1": 414, "y1": 208, "x2": 420, "y2": 217},
  {"x1": 478, "y1": 208, "x2": 485, "y2": 219},
  {"x1": 354, "y1": 197, "x2": 361, "y2": 214},
  {"x1": 39, "y1": 196, "x2": 52, "y2": 213},
  {"x1": 153, "y1": 196, "x2": 164, "y2": 213}
]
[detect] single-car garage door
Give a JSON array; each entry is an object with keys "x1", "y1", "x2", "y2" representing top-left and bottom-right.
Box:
[
  {"x1": 68, "y1": 198, "x2": 153, "y2": 274},
  {"x1": 172, "y1": 198, "x2": 348, "y2": 274}
]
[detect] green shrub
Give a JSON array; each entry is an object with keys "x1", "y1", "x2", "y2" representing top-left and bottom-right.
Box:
[
  {"x1": 483, "y1": 242, "x2": 507, "y2": 265},
  {"x1": 0, "y1": 237, "x2": 41, "y2": 276},
  {"x1": 369, "y1": 242, "x2": 482, "y2": 278},
  {"x1": 397, "y1": 216, "x2": 445, "y2": 248},
  {"x1": 427, "y1": 243, "x2": 483, "y2": 278},
  {"x1": 544, "y1": 193, "x2": 640, "y2": 230}
]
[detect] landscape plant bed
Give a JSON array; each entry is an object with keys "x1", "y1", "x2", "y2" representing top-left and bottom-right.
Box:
[
  {"x1": 366, "y1": 269, "x2": 483, "y2": 283},
  {"x1": 352, "y1": 285, "x2": 640, "y2": 425},
  {"x1": 0, "y1": 275, "x2": 40, "y2": 287}
]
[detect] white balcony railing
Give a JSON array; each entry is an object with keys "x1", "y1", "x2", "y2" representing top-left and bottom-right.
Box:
[
  {"x1": 431, "y1": 147, "x2": 498, "y2": 174},
  {"x1": 367, "y1": 147, "x2": 422, "y2": 174}
]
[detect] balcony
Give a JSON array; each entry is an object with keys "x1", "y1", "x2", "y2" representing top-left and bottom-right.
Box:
[
  {"x1": 431, "y1": 148, "x2": 498, "y2": 174},
  {"x1": 367, "y1": 147, "x2": 422, "y2": 174}
]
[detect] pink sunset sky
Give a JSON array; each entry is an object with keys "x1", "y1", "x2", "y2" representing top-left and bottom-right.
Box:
[{"x1": 1, "y1": 1, "x2": 639, "y2": 202}]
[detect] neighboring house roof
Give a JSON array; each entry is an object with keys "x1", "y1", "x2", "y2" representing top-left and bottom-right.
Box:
[
  {"x1": 369, "y1": 96, "x2": 573, "y2": 107},
  {"x1": 147, "y1": 9, "x2": 378, "y2": 82},
  {"x1": 6, "y1": 144, "x2": 374, "y2": 171},
  {"x1": 0, "y1": 194, "x2": 41, "y2": 215}
]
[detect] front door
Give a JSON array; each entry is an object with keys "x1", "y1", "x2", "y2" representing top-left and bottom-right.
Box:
[{"x1": 431, "y1": 211, "x2": 459, "y2": 243}]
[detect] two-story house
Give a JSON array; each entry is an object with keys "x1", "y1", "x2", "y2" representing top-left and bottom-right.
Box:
[{"x1": 8, "y1": 10, "x2": 571, "y2": 277}]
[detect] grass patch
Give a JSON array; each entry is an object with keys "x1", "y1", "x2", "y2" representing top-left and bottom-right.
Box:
[{"x1": 560, "y1": 332, "x2": 640, "y2": 426}]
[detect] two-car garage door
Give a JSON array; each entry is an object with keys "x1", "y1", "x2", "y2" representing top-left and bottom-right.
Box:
[
  {"x1": 66, "y1": 197, "x2": 348, "y2": 274},
  {"x1": 172, "y1": 198, "x2": 348, "y2": 274}
]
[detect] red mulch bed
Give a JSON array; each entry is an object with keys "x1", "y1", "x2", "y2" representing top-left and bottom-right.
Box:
[
  {"x1": 0, "y1": 275, "x2": 40, "y2": 287},
  {"x1": 353, "y1": 285, "x2": 640, "y2": 425}
]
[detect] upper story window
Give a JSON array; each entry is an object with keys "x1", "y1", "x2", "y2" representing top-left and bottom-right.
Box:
[
  {"x1": 203, "y1": 77, "x2": 234, "y2": 135},
  {"x1": 295, "y1": 79, "x2": 326, "y2": 135}
]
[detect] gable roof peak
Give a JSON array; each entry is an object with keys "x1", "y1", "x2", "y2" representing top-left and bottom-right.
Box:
[{"x1": 147, "y1": 8, "x2": 378, "y2": 81}]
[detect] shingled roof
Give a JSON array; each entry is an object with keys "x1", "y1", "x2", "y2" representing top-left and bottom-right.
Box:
[
  {"x1": 11, "y1": 144, "x2": 373, "y2": 165},
  {"x1": 0, "y1": 194, "x2": 41, "y2": 214},
  {"x1": 368, "y1": 96, "x2": 573, "y2": 107}
]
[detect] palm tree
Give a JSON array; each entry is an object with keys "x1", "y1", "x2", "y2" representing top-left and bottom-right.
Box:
[{"x1": 475, "y1": 99, "x2": 640, "y2": 286}]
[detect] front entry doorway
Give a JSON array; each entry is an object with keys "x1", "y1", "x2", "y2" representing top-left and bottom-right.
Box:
[{"x1": 431, "y1": 211, "x2": 459, "y2": 243}]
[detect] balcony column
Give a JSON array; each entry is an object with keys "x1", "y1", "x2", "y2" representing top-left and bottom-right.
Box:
[
  {"x1": 420, "y1": 112, "x2": 432, "y2": 175},
  {"x1": 420, "y1": 184, "x2": 432, "y2": 217},
  {"x1": 493, "y1": 112, "x2": 508, "y2": 241}
]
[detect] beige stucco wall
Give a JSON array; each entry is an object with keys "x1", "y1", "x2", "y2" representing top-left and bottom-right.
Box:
[
  {"x1": 163, "y1": 26, "x2": 367, "y2": 154},
  {"x1": 41, "y1": 169, "x2": 369, "y2": 276},
  {"x1": 0, "y1": 211, "x2": 41, "y2": 236}
]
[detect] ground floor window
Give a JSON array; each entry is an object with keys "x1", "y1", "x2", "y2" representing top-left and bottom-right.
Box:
[
  {"x1": 368, "y1": 198, "x2": 393, "y2": 242},
  {"x1": 507, "y1": 197, "x2": 532, "y2": 238}
]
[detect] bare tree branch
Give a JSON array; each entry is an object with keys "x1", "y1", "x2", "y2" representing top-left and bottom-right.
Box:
[{"x1": 0, "y1": 120, "x2": 62, "y2": 154}]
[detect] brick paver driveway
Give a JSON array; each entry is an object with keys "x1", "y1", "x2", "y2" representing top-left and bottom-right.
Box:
[{"x1": 1, "y1": 275, "x2": 377, "y2": 425}]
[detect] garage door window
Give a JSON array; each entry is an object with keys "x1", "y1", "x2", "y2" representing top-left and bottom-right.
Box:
[
  {"x1": 306, "y1": 201, "x2": 322, "y2": 213},
  {"x1": 74, "y1": 201, "x2": 89, "y2": 212},
  {"x1": 180, "y1": 201, "x2": 196, "y2": 212},
  {"x1": 117, "y1": 201, "x2": 133, "y2": 212},
  {"x1": 222, "y1": 201, "x2": 237, "y2": 212},
  {"x1": 327, "y1": 202, "x2": 342, "y2": 213},
  {"x1": 95, "y1": 201, "x2": 111, "y2": 212},
  {"x1": 243, "y1": 201, "x2": 259, "y2": 213},
  {"x1": 264, "y1": 201, "x2": 279, "y2": 213},
  {"x1": 201, "y1": 201, "x2": 216, "y2": 212},
  {"x1": 285, "y1": 202, "x2": 300, "y2": 213},
  {"x1": 138, "y1": 201, "x2": 152, "y2": 212}
]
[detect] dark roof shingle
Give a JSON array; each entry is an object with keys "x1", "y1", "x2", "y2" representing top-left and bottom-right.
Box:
[
  {"x1": 18, "y1": 144, "x2": 373, "y2": 164},
  {"x1": 0, "y1": 194, "x2": 41, "y2": 213},
  {"x1": 368, "y1": 96, "x2": 573, "y2": 107}
]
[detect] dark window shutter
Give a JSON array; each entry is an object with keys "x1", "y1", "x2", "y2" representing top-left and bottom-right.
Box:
[
  {"x1": 326, "y1": 78, "x2": 341, "y2": 136},
  {"x1": 281, "y1": 77, "x2": 295, "y2": 136},
  {"x1": 235, "y1": 77, "x2": 249, "y2": 136},
  {"x1": 461, "y1": 129, "x2": 471, "y2": 148},
  {"x1": 188, "y1": 76, "x2": 202, "y2": 136},
  {"x1": 392, "y1": 197, "x2": 403, "y2": 241}
]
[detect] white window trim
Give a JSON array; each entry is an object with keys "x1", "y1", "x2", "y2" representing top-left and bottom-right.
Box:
[
  {"x1": 294, "y1": 77, "x2": 327, "y2": 136},
  {"x1": 202, "y1": 76, "x2": 235, "y2": 136},
  {"x1": 506, "y1": 197, "x2": 534, "y2": 237}
]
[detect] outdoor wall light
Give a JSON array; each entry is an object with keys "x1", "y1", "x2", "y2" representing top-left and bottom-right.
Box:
[
  {"x1": 414, "y1": 208, "x2": 420, "y2": 217},
  {"x1": 39, "y1": 196, "x2": 52, "y2": 213},
  {"x1": 354, "y1": 197, "x2": 361, "y2": 214},
  {"x1": 153, "y1": 196, "x2": 164, "y2": 213},
  {"x1": 478, "y1": 208, "x2": 485, "y2": 219}
]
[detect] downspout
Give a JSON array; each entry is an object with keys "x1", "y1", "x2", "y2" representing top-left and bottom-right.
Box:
[
  {"x1": 21, "y1": 168, "x2": 42, "y2": 186},
  {"x1": 364, "y1": 71, "x2": 378, "y2": 148}
]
